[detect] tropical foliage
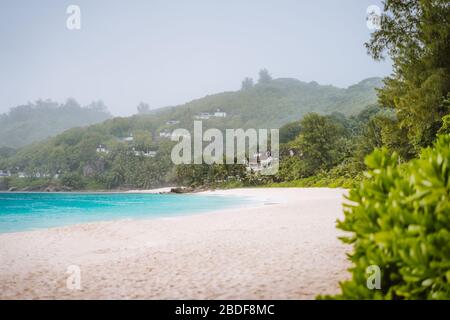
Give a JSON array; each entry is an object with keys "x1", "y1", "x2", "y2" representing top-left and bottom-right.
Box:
[
  {"x1": 0, "y1": 75, "x2": 382, "y2": 191},
  {"x1": 327, "y1": 0, "x2": 450, "y2": 299},
  {"x1": 366, "y1": 0, "x2": 450, "y2": 155},
  {"x1": 0, "y1": 99, "x2": 111, "y2": 148},
  {"x1": 332, "y1": 135, "x2": 450, "y2": 299}
]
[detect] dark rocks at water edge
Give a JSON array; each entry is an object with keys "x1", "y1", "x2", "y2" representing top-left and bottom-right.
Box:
[
  {"x1": 170, "y1": 187, "x2": 194, "y2": 194},
  {"x1": 170, "y1": 186, "x2": 212, "y2": 194}
]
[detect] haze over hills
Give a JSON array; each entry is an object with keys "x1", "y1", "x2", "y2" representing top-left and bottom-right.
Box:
[
  {"x1": 0, "y1": 76, "x2": 382, "y2": 151},
  {"x1": 148, "y1": 76, "x2": 383, "y2": 131},
  {"x1": 0, "y1": 75, "x2": 383, "y2": 191},
  {"x1": 0, "y1": 99, "x2": 112, "y2": 148}
]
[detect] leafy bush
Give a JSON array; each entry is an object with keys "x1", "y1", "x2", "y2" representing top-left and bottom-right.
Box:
[
  {"x1": 268, "y1": 160, "x2": 363, "y2": 189},
  {"x1": 61, "y1": 173, "x2": 86, "y2": 190},
  {"x1": 265, "y1": 174, "x2": 359, "y2": 189},
  {"x1": 332, "y1": 134, "x2": 450, "y2": 299},
  {"x1": 0, "y1": 177, "x2": 10, "y2": 190},
  {"x1": 6, "y1": 177, "x2": 54, "y2": 190}
]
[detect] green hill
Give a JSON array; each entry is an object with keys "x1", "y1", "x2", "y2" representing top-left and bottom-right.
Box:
[
  {"x1": 147, "y1": 77, "x2": 382, "y2": 131},
  {"x1": 0, "y1": 76, "x2": 382, "y2": 190},
  {"x1": 0, "y1": 99, "x2": 112, "y2": 148}
]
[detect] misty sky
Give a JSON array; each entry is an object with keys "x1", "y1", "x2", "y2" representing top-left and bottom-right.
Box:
[{"x1": 0, "y1": 0, "x2": 392, "y2": 116}]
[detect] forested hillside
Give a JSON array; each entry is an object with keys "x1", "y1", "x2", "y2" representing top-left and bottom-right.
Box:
[
  {"x1": 0, "y1": 99, "x2": 112, "y2": 148},
  {"x1": 148, "y1": 76, "x2": 382, "y2": 131},
  {"x1": 0, "y1": 75, "x2": 381, "y2": 190}
]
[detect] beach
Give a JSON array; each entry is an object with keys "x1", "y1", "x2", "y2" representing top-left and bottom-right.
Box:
[{"x1": 0, "y1": 188, "x2": 351, "y2": 299}]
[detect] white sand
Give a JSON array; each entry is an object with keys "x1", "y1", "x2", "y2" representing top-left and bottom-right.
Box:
[{"x1": 0, "y1": 188, "x2": 351, "y2": 299}]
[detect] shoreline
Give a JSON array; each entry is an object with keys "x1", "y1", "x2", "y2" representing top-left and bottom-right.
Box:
[
  {"x1": 0, "y1": 188, "x2": 351, "y2": 299},
  {"x1": 0, "y1": 186, "x2": 176, "y2": 194},
  {"x1": 0, "y1": 191, "x2": 264, "y2": 236}
]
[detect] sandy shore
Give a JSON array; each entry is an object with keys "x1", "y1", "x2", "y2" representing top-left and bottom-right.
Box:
[{"x1": 0, "y1": 188, "x2": 351, "y2": 299}]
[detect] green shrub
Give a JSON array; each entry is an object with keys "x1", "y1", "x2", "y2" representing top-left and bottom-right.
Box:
[
  {"x1": 7, "y1": 177, "x2": 54, "y2": 190},
  {"x1": 61, "y1": 173, "x2": 86, "y2": 190},
  {"x1": 265, "y1": 168, "x2": 362, "y2": 189},
  {"x1": 0, "y1": 177, "x2": 10, "y2": 190},
  {"x1": 84, "y1": 178, "x2": 107, "y2": 191},
  {"x1": 332, "y1": 134, "x2": 450, "y2": 299}
]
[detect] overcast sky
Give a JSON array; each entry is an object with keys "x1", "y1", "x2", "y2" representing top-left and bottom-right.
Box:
[{"x1": 0, "y1": 0, "x2": 391, "y2": 116}]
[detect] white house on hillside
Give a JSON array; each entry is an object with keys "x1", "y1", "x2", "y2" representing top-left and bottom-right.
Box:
[
  {"x1": 195, "y1": 112, "x2": 212, "y2": 120},
  {"x1": 18, "y1": 172, "x2": 27, "y2": 178},
  {"x1": 159, "y1": 130, "x2": 172, "y2": 138},
  {"x1": 214, "y1": 109, "x2": 227, "y2": 117},
  {"x1": 0, "y1": 170, "x2": 11, "y2": 177},
  {"x1": 246, "y1": 151, "x2": 275, "y2": 172},
  {"x1": 194, "y1": 109, "x2": 227, "y2": 120},
  {"x1": 131, "y1": 147, "x2": 158, "y2": 157},
  {"x1": 96, "y1": 144, "x2": 109, "y2": 153},
  {"x1": 143, "y1": 150, "x2": 157, "y2": 157},
  {"x1": 122, "y1": 133, "x2": 134, "y2": 142}
]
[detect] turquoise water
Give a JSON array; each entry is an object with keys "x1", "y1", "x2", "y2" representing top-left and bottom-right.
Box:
[{"x1": 0, "y1": 192, "x2": 252, "y2": 233}]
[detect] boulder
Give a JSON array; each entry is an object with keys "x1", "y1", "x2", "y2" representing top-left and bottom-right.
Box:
[{"x1": 170, "y1": 187, "x2": 194, "y2": 194}]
